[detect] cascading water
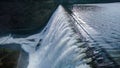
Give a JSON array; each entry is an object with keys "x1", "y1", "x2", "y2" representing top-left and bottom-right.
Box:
[
  {"x1": 0, "y1": 5, "x2": 91, "y2": 68},
  {"x1": 24, "y1": 5, "x2": 92, "y2": 68}
]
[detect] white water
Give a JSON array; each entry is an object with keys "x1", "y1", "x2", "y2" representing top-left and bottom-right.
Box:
[{"x1": 0, "y1": 5, "x2": 91, "y2": 68}]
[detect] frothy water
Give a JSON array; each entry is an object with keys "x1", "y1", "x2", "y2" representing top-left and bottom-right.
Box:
[
  {"x1": 0, "y1": 5, "x2": 91, "y2": 68},
  {"x1": 25, "y1": 5, "x2": 91, "y2": 68}
]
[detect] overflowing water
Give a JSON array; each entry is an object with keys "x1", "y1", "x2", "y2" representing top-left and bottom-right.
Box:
[
  {"x1": 68, "y1": 3, "x2": 120, "y2": 66},
  {"x1": 0, "y1": 5, "x2": 91, "y2": 68}
]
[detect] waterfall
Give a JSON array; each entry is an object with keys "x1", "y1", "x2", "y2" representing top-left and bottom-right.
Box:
[
  {"x1": 0, "y1": 5, "x2": 91, "y2": 68},
  {"x1": 25, "y1": 5, "x2": 91, "y2": 68}
]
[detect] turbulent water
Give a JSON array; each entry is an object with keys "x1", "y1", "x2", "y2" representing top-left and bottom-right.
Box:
[{"x1": 0, "y1": 5, "x2": 91, "y2": 68}]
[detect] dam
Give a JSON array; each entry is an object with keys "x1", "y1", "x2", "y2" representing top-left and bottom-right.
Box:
[{"x1": 0, "y1": 1, "x2": 120, "y2": 68}]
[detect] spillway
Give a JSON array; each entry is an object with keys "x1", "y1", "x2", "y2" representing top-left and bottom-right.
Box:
[
  {"x1": 24, "y1": 5, "x2": 91, "y2": 68},
  {"x1": 0, "y1": 5, "x2": 92, "y2": 68}
]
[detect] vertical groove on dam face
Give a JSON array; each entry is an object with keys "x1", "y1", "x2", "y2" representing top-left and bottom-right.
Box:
[
  {"x1": 64, "y1": 3, "x2": 120, "y2": 68},
  {"x1": 1, "y1": 2, "x2": 120, "y2": 68},
  {"x1": 24, "y1": 5, "x2": 91, "y2": 68}
]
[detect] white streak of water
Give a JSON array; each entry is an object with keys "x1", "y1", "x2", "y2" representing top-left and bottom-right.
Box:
[{"x1": 0, "y1": 5, "x2": 91, "y2": 68}]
